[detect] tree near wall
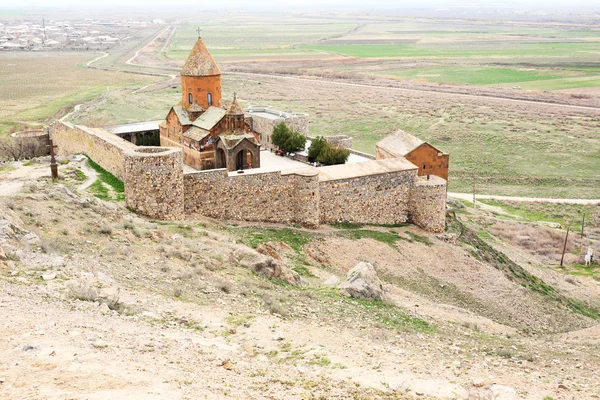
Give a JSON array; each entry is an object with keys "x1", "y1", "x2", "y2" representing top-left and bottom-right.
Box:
[
  {"x1": 317, "y1": 145, "x2": 350, "y2": 166},
  {"x1": 308, "y1": 136, "x2": 328, "y2": 161},
  {"x1": 272, "y1": 122, "x2": 306, "y2": 153}
]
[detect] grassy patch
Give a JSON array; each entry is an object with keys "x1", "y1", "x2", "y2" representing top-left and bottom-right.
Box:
[
  {"x1": 332, "y1": 221, "x2": 363, "y2": 229},
  {"x1": 478, "y1": 200, "x2": 592, "y2": 233},
  {"x1": 337, "y1": 228, "x2": 400, "y2": 246},
  {"x1": 557, "y1": 263, "x2": 600, "y2": 278},
  {"x1": 230, "y1": 227, "x2": 313, "y2": 254},
  {"x1": 303, "y1": 42, "x2": 600, "y2": 59},
  {"x1": 350, "y1": 297, "x2": 434, "y2": 333},
  {"x1": 307, "y1": 356, "x2": 331, "y2": 367},
  {"x1": 74, "y1": 169, "x2": 87, "y2": 181},
  {"x1": 404, "y1": 231, "x2": 433, "y2": 246},
  {"x1": 86, "y1": 157, "x2": 125, "y2": 201}
]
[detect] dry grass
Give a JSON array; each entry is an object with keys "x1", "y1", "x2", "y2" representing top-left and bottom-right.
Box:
[{"x1": 489, "y1": 221, "x2": 590, "y2": 263}]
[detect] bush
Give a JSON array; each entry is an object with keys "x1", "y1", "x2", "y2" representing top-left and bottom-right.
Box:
[
  {"x1": 271, "y1": 122, "x2": 306, "y2": 153},
  {"x1": 317, "y1": 145, "x2": 350, "y2": 165},
  {"x1": 0, "y1": 136, "x2": 42, "y2": 161},
  {"x1": 308, "y1": 136, "x2": 328, "y2": 161}
]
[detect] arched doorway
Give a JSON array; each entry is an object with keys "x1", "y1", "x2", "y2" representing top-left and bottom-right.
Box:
[
  {"x1": 216, "y1": 148, "x2": 226, "y2": 169},
  {"x1": 236, "y1": 150, "x2": 246, "y2": 170}
]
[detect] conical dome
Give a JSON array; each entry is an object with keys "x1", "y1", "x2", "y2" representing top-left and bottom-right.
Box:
[
  {"x1": 226, "y1": 93, "x2": 244, "y2": 116},
  {"x1": 180, "y1": 38, "x2": 221, "y2": 77}
]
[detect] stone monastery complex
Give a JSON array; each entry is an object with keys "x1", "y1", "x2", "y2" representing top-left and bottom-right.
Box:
[{"x1": 49, "y1": 35, "x2": 450, "y2": 233}]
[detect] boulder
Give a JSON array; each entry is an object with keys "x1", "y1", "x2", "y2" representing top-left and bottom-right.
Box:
[
  {"x1": 231, "y1": 246, "x2": 301, "y2": 286},
  {"x1": 338, "y1": 262, "x2": 386, "y2": 301},
  {"x1": 490, "y1": 384, "x2": 517, "y2": 400}
]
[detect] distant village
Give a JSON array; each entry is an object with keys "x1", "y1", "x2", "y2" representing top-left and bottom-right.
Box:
[{"x1": 0, "y1": 18, "x2": 165, "y2": 51}]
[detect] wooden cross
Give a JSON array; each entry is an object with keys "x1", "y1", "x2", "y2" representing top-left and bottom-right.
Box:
[
  {"x1": 196, "y1": 27, "x2": 202, "y2": 38},
  {"x1": 47, "y1": 139, "x2": 58, "y2": 180}
]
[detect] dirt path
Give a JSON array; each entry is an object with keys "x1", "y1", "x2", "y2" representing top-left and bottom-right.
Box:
[
  {"x1": 86, "y1": 52, "x2": 108, "y2": 67},
  {"x1": 59, "y1": 104, "x2": 81, "y2": 123},
  {"x1": 74, "y1": 155, "x2": 99, "y2": 191},
  {"x1": 448, "y1": 192, "x2": 600, "y2": 205},
  {"x1": 126, "y1": 27, "x2": 171, "y2": 66}
]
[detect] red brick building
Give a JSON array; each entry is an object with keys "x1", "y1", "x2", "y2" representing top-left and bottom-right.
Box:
[
  {"x1": 376, "y1": 130, "x2": 449, "y2": 181},
  {"x1": 159, "y1": 36, "x2": 260, "y2": 171}
]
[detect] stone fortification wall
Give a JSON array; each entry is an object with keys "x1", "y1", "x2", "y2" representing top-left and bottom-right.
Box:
[
  {"x1": 50, "y1": 121, "x2": 135, "y2": 180},
  {"x1": 248, "y1": 106, "x2": 309, "y2": 150},
  {"x1": 324, "y1": 135, "x2": 353, "y2": 149},
  {"x1": 184, "y1": 168, "x2": 319, "y2": 227},
  {"x1": 409, "y1": 176, "x2": 447, "y2": 233},
  {"x1": 318, "y1": 160, "x2": 417, "y2": 225},
  {"x1": 50, "y1": 121, "x2": 184, "y2": 220},
  {"x1": 124, "y1": 147, "x2": 184, "y2": 221},
  {"x1": 49, "y1": 121, "x2": 446, "y2": 232}
]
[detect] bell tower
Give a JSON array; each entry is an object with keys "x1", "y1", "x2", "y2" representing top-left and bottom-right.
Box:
[{"x1": 180, "y1": 29, "x2": 222, "y2": 112}]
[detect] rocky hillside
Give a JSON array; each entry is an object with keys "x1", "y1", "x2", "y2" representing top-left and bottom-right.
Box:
[{"x1": 1, "y1": 156, "x2": 599, "y2": 400}]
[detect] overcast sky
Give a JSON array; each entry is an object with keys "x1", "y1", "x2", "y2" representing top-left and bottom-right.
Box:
[{"x1": 4, "y1": 0, "x2": 600, "y2": 9}]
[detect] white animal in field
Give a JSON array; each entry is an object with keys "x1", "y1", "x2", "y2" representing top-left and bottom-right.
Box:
[{"x1": 584, "y1": 248, "x2": 593, "y2": 266}]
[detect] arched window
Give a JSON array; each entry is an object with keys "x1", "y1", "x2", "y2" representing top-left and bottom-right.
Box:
[
  {"x1": 188, "y1": 93, "x2": 193, "y2": 105},
  {"x1": 207, "y1": 93, "x2": 213, "y2": 106}
]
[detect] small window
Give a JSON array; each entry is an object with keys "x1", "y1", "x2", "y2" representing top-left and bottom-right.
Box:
[
  {"x1": 207, "y1": 93, "x2": 213, "y2": 106},
  {"x1": 423, "y1": 165, "x2": 426, "y2": 169},
  {"x1": 188, "y1": 93, "x2": 193, "y2": 105}
]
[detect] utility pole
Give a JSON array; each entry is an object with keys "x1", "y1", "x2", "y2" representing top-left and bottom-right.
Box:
[
  {"x1": 472, "y1": 173, "x2": 476, "y2": 209},
  {"x1": 560, "y1": 226, "x2": 570, "y2": 268},
  {"x1": 581, "y1": 213, "x2": 585, "y2": 239}
]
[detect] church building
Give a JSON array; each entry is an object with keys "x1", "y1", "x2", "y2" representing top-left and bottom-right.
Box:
[{"x1": 159, "y1": 35, "x2": 260, "y2": 171}]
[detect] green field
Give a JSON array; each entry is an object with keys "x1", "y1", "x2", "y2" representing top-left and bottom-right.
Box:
[
  {"x1": 166, "y1": 23, "x2": 357, "y2": 60},
  {"x1": 303, "y1": 42, "x2": 600, "y2": 59},
  {"x1": 0, "y1": 52, "x2": 158, "y2": 135},
  {"x1": 375, "y1": 66, "x2": 600, "y2": 90}
]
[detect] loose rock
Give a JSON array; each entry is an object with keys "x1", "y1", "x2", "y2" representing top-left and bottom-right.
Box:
[
  {"x1": 98, "y1": 303, "x2": 110, "y2": 315},
  {"x1": 338, "y1": 262, "x2": 386, "y2": 301}
]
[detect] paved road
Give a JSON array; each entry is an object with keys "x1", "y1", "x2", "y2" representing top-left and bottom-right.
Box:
[{"x1": 448, "y1": 192, "x2": 600, "y2": 206}]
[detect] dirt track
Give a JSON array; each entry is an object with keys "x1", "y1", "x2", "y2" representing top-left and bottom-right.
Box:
[{"x1": 449, "y1": 192, "x2": 600, "y2": 205}]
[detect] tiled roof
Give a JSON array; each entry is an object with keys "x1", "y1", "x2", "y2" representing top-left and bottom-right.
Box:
[
  {"x1": 376, "y1": 129, "x2": 425, "y2": 157},
  {"x1": 218, "y1": 133, "x2": 258, "y2": 150},
  {"x1": 180, "y1": 38, "x2": 221, "y2": 77},
  {"x1": 192, "y1": 106, "x2": 226, "y2": 131},
  {"x1": 183, "y1": 126, "x2": 211, "y2": 142},
  {"x1": 172, "y1": 106, "x2": 192, "y2": 126}
]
